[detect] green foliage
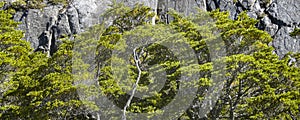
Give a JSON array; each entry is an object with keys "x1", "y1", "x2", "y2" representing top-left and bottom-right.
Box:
[
  {"x1": 0, "y1": 1, "x2": 31, "y2": 89},
  {"x1": 290, "y1": 28, "x2": 300, "y2": 37},
  {"x1": 48, "y1": 0, "x2": 70, "y2": 6},
  {"x1": 0, "y1": 2, "x2": 93, "y2": 119},
  {"x1": 90, "y1": 3, "x2": 299, "y2": 119},
  {"x1": 96, "y1": 4, "x2": 171, "y2": 118},
  {"x1": 186, "y1": 10, "x2": 299, "y2": 119},
  {"x1": 0, "y1": 1, "x2": 299, "y2": 120},
  {"x1": 10, "y1": 0, "x2": 70, "y2": 10},
  {"x1": 11, "y1": 0, "x2": 46, "y2": 9}
]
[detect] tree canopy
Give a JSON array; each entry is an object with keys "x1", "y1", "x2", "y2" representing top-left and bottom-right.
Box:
[{"x1": 0, "y1": 1, "x2": 299, "y2": 120}]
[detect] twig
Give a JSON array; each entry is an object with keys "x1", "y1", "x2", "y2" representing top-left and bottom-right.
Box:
[{"x1": 122, "y1": 48, "x2": 144, "y2": 120}]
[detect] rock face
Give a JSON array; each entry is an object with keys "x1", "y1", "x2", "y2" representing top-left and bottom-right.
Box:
[
  {"x1": 4, "y1": 0, "x2": 300, "y2": 57},
  {"x1": 265, "y1": 0, "x2": 300, "y2": 56}
]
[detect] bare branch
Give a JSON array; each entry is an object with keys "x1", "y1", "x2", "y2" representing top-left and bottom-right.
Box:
[{"x1": 122, "y1": 47, "x2": 144, "y2": 120}]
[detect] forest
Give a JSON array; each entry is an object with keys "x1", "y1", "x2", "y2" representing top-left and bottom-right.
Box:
[{"x1": 0, "y1": 1, "x2": 299, "y2": 119}]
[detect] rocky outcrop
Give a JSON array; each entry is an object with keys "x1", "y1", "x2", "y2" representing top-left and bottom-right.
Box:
[
  {"x1": 3, "y1": 0, "x2": 300, "y2": 57},
  {"x1": 12, "y1": 0, "x2": 111, "y2": 55},
  {"x1": 265, "y1": 0, "x2": 300, "y2": 56},
  {"x1": 206, "y1": 0, "x2": 300, "y2": 56}
]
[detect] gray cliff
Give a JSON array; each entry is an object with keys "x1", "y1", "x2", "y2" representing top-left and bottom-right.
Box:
[{"x1": 4, "y1": 0, "x2": 300, "y2": 57}]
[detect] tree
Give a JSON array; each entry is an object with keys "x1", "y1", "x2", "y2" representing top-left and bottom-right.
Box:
[
  {"x1": 0, "y1": 2, "x2": 32, "y2": 118},
  {"x1": 0, "y1": 2, "x2": 95, "y2": 119},
  {"x1": 71, "y1": 2, "x2": 299, "y2": 119},
  {"x1": 0, "y1": 1, "x2": 299, "y2": 119},
  {"x1": 181, "y1": 10, "x2": 300, "y2": 119},
  {"x1": 94, "y1": 4, "x2": 300, "y2": 119}
]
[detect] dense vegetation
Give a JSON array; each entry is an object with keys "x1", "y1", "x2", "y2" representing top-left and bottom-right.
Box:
[
  {"x1": 10, "y1": 0, "x2": 70, "y2": 9},
  {"x1": 0, "y1": 1, "x2": 299, "y2": 119}
]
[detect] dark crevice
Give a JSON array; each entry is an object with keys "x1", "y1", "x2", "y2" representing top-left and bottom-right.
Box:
[
  {"x1": 264, "y1": 10, "x2": 291, "y2": 38},
  {"x1": 19, "y1": 9, "x2": 28, "y2": 21},
  {"x1": 206, "y1": 0, "x2": 219, "y2": 11},
  {"x1": 235, "y1": 0, "x2": 248, "y2": 11},
  {"x1": 35, "y1": 16, "x2": 61, "y2": 56},
  {"x1": 213, "y1": 0, "x2": 220, "y2": 8},
  {"x1": 206, "y1": 0, "x2": 213, "y2": 11},
  {"x1": 0, "y1": 2, "x2": 11, "y2": 10},
  {"x1": 67, "y1": 15, "x2": 76, "y2": 34},
  {"x1": 271, "y1": 25, "x2": 281, "y2": 38},
  {"x1": 157, "y1": 0, "x2": 170, "y2": 24},
  {"x1": 50, "y1": 26, "x2": 58, "y2": 56},
  {"x1": 74, "y1": 6, "x2": 81, "y2": 28},
  {"x1": 265, "y1": 10, "x2": 290, "y2": 27},
  {"x1": 166, "y1": 0, "x2": 170, "y2": 24}
]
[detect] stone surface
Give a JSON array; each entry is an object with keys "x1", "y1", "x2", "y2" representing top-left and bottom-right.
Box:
[
  {"x1": 3, "y1": 0, "x2": 300, "y2": 57},
  {"x1": 265, "y1": 0, "x2": 300, "y2": 56}
]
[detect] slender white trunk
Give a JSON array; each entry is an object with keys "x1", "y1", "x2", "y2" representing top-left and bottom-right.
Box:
[
  {"x1": 151, "y1": 0, "x2": 158, "y2": 25},
  {"x1": 122, "y1": 48, "x2": 144, "y2": 120},
  {"x1": 47, "y1": 31, "x2": 52, "y2": 57}
]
